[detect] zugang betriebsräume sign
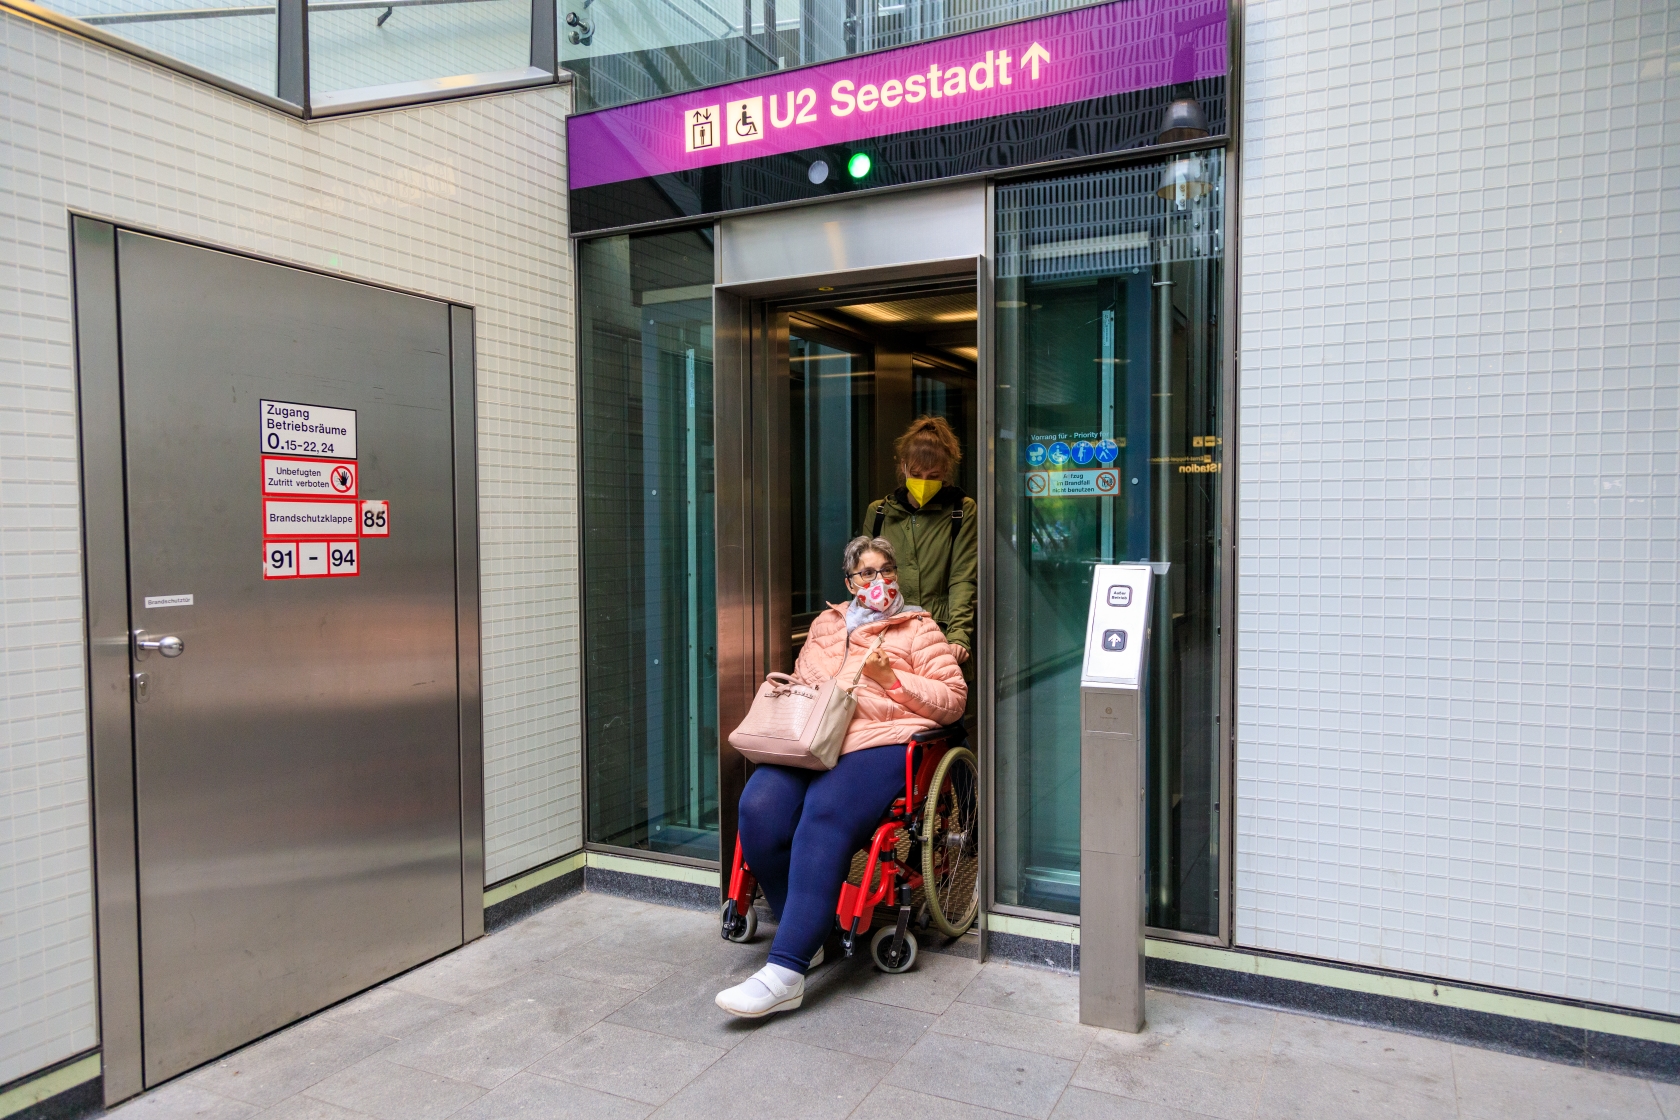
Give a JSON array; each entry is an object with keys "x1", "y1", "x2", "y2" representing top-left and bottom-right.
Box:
[{"x1": 568, "y1": 0, "x2": 1229, "y2": 232}]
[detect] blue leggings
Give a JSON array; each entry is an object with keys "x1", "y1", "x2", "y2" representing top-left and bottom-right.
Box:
[{"x1": 737, "y1": 744, "x2": 909, "y2": 974}]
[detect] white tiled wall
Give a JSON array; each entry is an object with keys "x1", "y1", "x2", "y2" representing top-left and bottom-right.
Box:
[
  {"x1": 1237, "y1": 0, "x2": 1679, "y2": 1015},
  {"x1": 0, "y1": 12, "x2": 580, "y2": 1083}
]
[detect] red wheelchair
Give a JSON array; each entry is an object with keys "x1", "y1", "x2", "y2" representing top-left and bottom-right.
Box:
[{"x1": 720, "y1": 724, "x2": 980, "y2": 973}]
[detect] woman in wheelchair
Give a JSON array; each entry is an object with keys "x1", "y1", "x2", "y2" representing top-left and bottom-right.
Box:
[{"x1": 716, "y1": 535, "x2": 967, "y2": 1018}]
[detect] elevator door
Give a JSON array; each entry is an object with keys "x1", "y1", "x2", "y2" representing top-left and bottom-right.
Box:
[{"x1": 115, "y1": 231, "x2": 466, "y2": 1083}]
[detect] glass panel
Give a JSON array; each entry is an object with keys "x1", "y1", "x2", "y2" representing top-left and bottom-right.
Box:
[
  {"x1": 562, "y1": 0, "x2": 1110, "y2": 111},
  {"x1": 993, "y1": 151, "x2": 1224, "y2": 930},
  {"x1": 787, "y1": 321, "x2": 874, "y2": 629},
  {"x1": 580, "y1": 228, "x2": 719, "y2": 860},
  {"x1": 55, "y1": 0, "x2": 278, "y2": 95},
  {"x1": 309, "y1": 0, "x2": 531, "y2": 97}
]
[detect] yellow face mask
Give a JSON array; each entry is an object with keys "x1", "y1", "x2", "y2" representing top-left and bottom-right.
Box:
[{"x1": 905, "y1": 477, "x2": 943, "y2": 507}]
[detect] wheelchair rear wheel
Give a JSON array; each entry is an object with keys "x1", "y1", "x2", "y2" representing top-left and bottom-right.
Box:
[{"x1": 921, "y1": 745, "x2": 980, "y2": 937}]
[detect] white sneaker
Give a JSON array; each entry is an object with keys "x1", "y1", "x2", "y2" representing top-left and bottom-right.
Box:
[
  {"x1": 715, "y1": 964, "x2": 804, "y2": 1018},
  {"x1": 809, "y1": 946, "x2": 825, "y2": 969}
]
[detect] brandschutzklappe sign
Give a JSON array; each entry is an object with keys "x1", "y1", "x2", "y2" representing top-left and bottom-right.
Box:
[{"x1": 259, "y1": 399, "x2": 386, "y2": 580}]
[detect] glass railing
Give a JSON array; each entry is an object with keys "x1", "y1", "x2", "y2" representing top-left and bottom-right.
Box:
[
  {"x1": 17, "y1": 0, "x2": 550, "y2": 114},
  {"x1": 52, "y1": 0, "x2": 281, "y2": 96},
  {"x1": 309, "y1": 0, "x2": 534, "y2": 100},
  {"x1": 560, "y1": 0, "x2": 1110, "y2": 111}
]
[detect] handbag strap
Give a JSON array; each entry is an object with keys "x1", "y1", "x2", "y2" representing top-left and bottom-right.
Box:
[{"x1": 845, "y1": 634, "x2": 885, "y2": 693}]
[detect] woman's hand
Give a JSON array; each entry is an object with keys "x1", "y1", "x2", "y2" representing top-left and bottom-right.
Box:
[
  {"x1": 860, "y1": 647, "x2": 899, "y2": 688},
  {"x1": 952, "y1": 645, "x2": 970, "y2": 665}
]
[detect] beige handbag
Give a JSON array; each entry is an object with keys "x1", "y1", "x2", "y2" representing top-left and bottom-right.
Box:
[{"x1": 728, "y1": 636, "x2": 883, "y2": 770}]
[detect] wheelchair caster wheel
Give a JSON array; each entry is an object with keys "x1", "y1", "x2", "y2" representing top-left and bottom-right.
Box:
[
  {"x1": 869, "y1": 925, "x2": 918, "y2": 974},
  {"x1": 721, "y1": 900, "x2": 757, "y2": 943}
]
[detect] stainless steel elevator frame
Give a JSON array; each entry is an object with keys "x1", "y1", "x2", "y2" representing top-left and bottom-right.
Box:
[
  {"x1": 71, "y1": 217, "x2": 484, "y2": 1105},
  {"x1": 580, "y1": 145, "x2": 1240, "y2": 954},
  {"x1": 712, "y1": 255, "x2": 985, "y2": 911}
]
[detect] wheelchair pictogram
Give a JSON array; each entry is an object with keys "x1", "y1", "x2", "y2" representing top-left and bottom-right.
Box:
[{"x1": 725, "y1": 97, "x2": 765, "y2": 145}]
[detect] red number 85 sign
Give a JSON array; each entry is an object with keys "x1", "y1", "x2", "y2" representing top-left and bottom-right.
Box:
[{"x1": 360, "y1": 500, "x2": 389, "y2": 537}]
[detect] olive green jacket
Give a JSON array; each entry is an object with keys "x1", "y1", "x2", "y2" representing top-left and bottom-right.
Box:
[{"x1": 863, "y1": 486, "x2": 978, "y2": 652}]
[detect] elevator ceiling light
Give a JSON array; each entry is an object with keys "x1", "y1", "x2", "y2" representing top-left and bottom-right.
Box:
[{"x1": 847, "y1": 152, "x2": 872, "y2": 179}]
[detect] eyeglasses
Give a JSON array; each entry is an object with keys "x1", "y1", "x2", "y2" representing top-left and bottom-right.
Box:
[{"x1": 848, "y1": 565, "x2": 897, "y2": 582}]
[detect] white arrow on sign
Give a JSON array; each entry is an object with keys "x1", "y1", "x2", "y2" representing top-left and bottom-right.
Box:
[{"x1": 1022, "y1": 42, "x2": 1051, "y2": 80}]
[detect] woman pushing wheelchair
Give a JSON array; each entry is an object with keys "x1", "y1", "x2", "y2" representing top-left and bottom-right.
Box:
[{"x1": 717, "y1": 534, "x2": 967, "y2": 1018}]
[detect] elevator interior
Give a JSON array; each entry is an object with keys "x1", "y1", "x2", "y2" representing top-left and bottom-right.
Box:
[{"x1": 777, "y1": 282, "x2": 980, "y2": 655}]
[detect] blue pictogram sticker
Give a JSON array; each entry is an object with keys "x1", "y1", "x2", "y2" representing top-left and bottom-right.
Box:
[
  {"x1": 1071, "y1": 440, "x2": 1095, "y2": 465},
  {"x1": 1049, "y1": 441, "x2": 1071, "y2": 465},
  {"x1": 1096, "y1": 438, "x2": 1119, "y2": 463},
  {"x1": 1025, "y1": 442, "x2": 1047, "y2": 467}
]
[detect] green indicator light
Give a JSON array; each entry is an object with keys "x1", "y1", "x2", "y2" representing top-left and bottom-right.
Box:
[{"x1": 847, "y1": 152, "x2": 872, "y2": 179}]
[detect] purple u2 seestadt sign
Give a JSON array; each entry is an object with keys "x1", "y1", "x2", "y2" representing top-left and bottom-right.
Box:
[{"x1": 568, "y1": 0, "x2": 1227, "y2": 191}]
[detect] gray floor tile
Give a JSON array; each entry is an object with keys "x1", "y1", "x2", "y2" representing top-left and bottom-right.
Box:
[
  {"x1": 531, "y1": 1021, "x2": 726, "y2": 1105},
  {"x1": 322, "y1": 988, "x2": 458, "y2": 1040},
  {"x1": 851, "y1": 1083, "x2": 1025, "y2": 1120},
  {"x1": 490, "y1": 894, "x2": 646, "y2": 959},
  {"x1": 189, "y1": 1019, "x2": 395, "y2": 1107},
  {"x1": 1070, "y1": 999, "x2": 1277, "y2": 1120},
  {"x1": 933, "y1": 1001, "x2": 1097, "y2": 1062},
  {"x1": 387, "y1": 936, "x2": 547, "y2": 1006},
  {"x1": 1267, "y1": 1012, "x2": 1457, "y2": 1104},
  {"x1": 833, "y1": 945, "x2": 983, "y2": 1015},
  {"x1": 450, "y1": 1072, "x2": 653, "y2": 1120},
  {"x1": 886, "y1": 1031, "x2": 1077, "y2": 1119},
  {"x1": 461, "y1": 964, "x2": 641, "y2": 1023},
  {"x1": 379, "y1": 972, "x2": 637, "y2": 1089},
  {"x1": 763, "y1": 991, "x2": 935, "y2": 1061},
  {"x1": 958, "y1": 963, "x2": 1083, "y2": 1025},
  {"x1": 605, "y1": 955, "x2": 772, "y2": 1050},
  {"x1": 114, "y1": 891, "x2": 1680, "y2": 1120},
  {"x1": 108, "y1": 1082, "x2": 262, "y2": 1119},
  {"x1": 542, "y1": 942, "x2": 680, "y2": 993},
  {"x1": 581, "y1": 902, "x2": 725, "y2": 965},
  {"x1": 650, "y1": 1033, "x2": 890, "y2": 1120},
  {"x1": 1086, "y1": 991, "x2": 1279, "y2": 1070},
  {"x1": 1452, "y1": 1044, "x2": 1666, "y2": 1120},
  {"x1": 250, "y1": 1098, "x2": 372, "y2": 1120},
  {"x1": 1250, "y1": 1053, "x2": 1457, "y2": 1120},
  {"x1": 302, "y1": 1056, "x2": 483, "y2": 1120},
  {"x1": 1049, "y1": 1087, "x2": 1218, "y2": 1120}
]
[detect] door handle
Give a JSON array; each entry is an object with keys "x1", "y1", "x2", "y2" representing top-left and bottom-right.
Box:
[{"x1": 134, "y1": 633, "x2": 184, "y2": 658}]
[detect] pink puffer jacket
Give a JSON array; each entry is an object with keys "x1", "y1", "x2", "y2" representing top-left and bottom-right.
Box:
[{"x1": 792, "y1": 605, "x2": 968, "y2": 756}]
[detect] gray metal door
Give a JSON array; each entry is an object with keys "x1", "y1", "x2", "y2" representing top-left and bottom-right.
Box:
[{"x1": 115, "y1": 231, "x2": 465, "y2": 1083}]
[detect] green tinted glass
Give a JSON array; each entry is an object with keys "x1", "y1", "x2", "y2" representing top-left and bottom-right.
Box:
[
  {"x1": 993, "y1": 153, "x2": 1225, "y2": 931},
  {"x1": 580, "y1": 228, "x2": 719, "y2": 860}
]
